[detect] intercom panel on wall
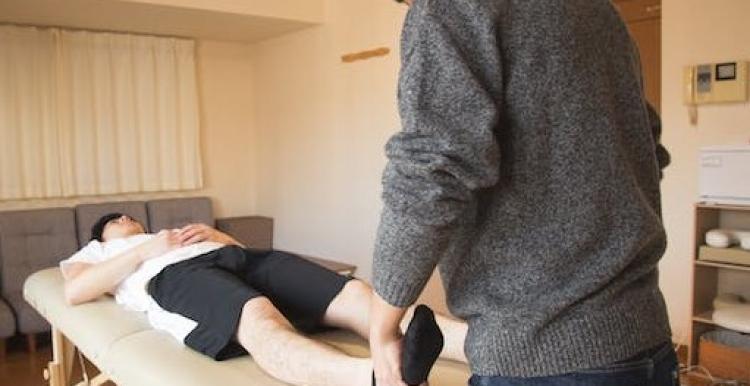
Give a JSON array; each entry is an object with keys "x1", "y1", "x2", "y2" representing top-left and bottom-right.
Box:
[{"x1": 684, "y1": 61, "x2": 749, "y2": 105}]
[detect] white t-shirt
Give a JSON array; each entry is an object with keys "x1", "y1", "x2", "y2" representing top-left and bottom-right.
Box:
[{"x1": 60, "y1": 234, "x2": 225, "y2": 343}]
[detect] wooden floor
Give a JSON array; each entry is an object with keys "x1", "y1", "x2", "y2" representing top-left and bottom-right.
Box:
[
  {"x1": 1, "y1": 334, "x2": 112, "y2": 386},
  {"x1": 1, "y1": 334, "x2": 51, "y2": 386}
]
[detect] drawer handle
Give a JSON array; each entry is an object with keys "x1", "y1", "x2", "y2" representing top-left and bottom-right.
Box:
[{"x1": 646, "y1": 4, "x2": 662, "y2": 13}]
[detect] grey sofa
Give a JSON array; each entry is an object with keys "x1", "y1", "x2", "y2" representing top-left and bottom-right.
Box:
[
  {"x1": 0, "y1": 196, "x2": 270, "y2": 358},
  {"x1": 0, "y1": 207, "x2": 79, "y2": 356}
]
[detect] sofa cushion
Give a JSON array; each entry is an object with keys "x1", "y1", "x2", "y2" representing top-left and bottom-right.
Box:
[
  {"x1": 75, "y1": 202, "x2": 149, "y2": 247},
  {"x1": 0, "y1": 207, "x2": 79, "y2": 334},
  {"x1": 147, "y1": 197, "x2": 213, "y2": 232}
]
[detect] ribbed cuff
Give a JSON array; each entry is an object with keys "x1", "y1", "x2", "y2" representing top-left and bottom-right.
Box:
[
  {"x1": 372, "y1": 206, "x2": 445, "y2": 308},
  {"x1": 373, "y1": 269, "x2": 432, "y2": 308}
]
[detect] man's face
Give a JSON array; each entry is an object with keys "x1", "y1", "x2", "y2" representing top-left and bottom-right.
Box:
[{"x1": 101, "y1": 215, "x2": 146, "y2": 241}]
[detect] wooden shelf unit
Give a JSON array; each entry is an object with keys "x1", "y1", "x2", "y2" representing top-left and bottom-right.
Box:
[
  {"x1": 695, "y1": 260, "x2": 750, "y2": 272},
  {"x1": 688, "y1": 203, "x2": 750, "y2": 367}
]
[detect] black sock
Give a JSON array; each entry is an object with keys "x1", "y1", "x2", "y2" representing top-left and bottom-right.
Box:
[{"x1": 401, "y1": 305, "x2": 444, "y2": 386}]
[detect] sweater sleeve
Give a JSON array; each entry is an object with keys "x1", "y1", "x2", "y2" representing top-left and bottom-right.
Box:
[
  {"x1": 646, "y1": 104, "x2": 671, "y2": 179},
  {"x1": 373, "y1": 2, "x2": 502, "y2": 307}
]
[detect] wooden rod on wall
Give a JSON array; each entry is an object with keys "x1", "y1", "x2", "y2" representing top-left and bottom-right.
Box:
[{"x1": 341, "y1": 47, "x2": 390, "y2": 63}]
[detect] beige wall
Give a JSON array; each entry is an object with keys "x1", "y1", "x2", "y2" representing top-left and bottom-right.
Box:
[
  {"x1": 252, "y1": 0, "x2": 404, "y2": 281},
  {"x1": 659, "y1": 0, "x2": 750, "y2": 343},
  {"x1": 248, "y1": 0, "x2": 455, "y2": 313},
  {"x1": 0, "y1": 39, "x2": 257, "y2": 219}
]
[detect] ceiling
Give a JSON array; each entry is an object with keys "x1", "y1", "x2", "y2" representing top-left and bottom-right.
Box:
[{"x1": 0, "y1": 0, "x2": 324, "y2": 43}]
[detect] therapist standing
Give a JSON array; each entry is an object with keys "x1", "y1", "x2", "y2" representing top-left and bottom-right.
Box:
[{"x1": 369, "y1": 1, "x2": 677, "y2": 386}]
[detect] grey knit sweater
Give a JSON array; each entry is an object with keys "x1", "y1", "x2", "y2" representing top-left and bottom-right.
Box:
[{"x1": 373, "y1": 0, "x2": 672, "y2": 377}]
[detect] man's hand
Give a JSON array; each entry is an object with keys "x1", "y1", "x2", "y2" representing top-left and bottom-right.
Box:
[
  {"x1": 371, "y1": 330, "x2": 409, "y2": 386},
  {"x1": 139, "y1": 230, "x2": 181, "y2": 261},
  {"x1": 176, "y1": 224, "x2": 243, "y2": 247},
  {"x1": 370, "y1": 293, "x2": 413, "y2": 386}
]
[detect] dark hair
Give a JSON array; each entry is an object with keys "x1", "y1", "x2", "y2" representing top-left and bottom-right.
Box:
[{"x1": 90, "y1": 213, "x2": 124, "y2": 242}]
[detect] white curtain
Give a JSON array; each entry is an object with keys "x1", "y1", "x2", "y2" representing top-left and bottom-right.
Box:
[{"x1": 0, "y1": 25, "x2": 203, "y2": 200}]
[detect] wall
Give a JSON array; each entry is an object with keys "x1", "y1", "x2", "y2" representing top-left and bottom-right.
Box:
[
  {"x1": 659, "y1": 0, "x2": 750, "y2": 343},
  {"x1": 252, "y1": 0, "x2": 402, "y2": 279},
  {"x1": 0, "y1": 39, "x2": 257, "y2": 219},
  {"x1": 250, "y1": 0, "x2": 454, "y2": 312}
]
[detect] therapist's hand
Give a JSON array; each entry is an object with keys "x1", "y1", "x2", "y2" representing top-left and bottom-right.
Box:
[
  {"x1": 371, "y1": 330, "x2": 408, "y2": 386},
  {"x1": 370, "y1": 293, "x2": 413, "y2": 386}
]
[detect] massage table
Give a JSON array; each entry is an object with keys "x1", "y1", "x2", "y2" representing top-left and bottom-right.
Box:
[{"x1": 24, "y1": 268, "x2": 471, "y2": 386}]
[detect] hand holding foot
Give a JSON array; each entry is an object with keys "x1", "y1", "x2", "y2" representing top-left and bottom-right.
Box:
[{"x1": 370, "y1": 330, "x2": 408, "y2": 386}]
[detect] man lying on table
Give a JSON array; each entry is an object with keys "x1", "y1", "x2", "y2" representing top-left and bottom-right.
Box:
[{"x1": 61, "y1": 213, "x2": 466, "y2": 386}]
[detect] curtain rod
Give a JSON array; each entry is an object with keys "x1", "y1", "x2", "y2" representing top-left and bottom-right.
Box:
[{"x1": 0, "y1": 22, "x2": 194, "y2": 41}]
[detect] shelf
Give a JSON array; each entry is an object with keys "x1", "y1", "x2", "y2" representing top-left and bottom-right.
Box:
[
  {"x1": 690, "y1": 203, "x2": 750, "y2": 368},
  {"x1": 696, "y1": 203, "x2": 750, "y2": 211},
  {"x1": 696, "y1": 260, "x2": 750, "y2": 272},
  {"x1": 693, "y1": 311, "x2": 716, "y2": 325}
]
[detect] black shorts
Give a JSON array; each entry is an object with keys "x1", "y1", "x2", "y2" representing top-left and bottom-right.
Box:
[{"x1": 147, "y1": 246, "x2": 353, "y2": 360}]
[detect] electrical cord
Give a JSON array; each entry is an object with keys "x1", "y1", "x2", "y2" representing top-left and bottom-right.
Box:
[
  {"x1": 673, "y1": 333, "x2": 748, "y2": 386},
  {"x1": 681, "y1": 364, "x2": 749, "y2": 386}
]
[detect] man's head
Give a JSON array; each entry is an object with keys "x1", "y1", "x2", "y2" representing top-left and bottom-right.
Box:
[{"x1": 91, "y1": 213, "x2": 146, "y2": 242}]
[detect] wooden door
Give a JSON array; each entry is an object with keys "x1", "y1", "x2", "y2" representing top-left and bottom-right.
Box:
[{"x1": 613, "y1": 0, "x2": 662, "y2": 112}]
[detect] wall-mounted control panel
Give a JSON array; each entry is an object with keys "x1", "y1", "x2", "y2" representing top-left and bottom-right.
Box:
[{"x1": 684, "y1": 61, "x2": 748, "y2": 105}]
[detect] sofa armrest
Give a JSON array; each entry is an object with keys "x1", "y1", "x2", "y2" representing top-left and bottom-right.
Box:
[
  {"x1": 216, "y1": 216, "x2": 273, "y2": 250},
  {"x1": 0, "y1": 296, "x2": 15, "y2": 339},
  {"x1": 278, "y1": 251, "x2": 357, "y2": 276},
  {"x1": 215, "y1": 217, "x2": 356, "y2": 275}
]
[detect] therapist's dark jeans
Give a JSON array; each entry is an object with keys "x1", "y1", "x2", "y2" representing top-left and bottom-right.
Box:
[{"x1": 469, "y1": 341, "x2": 680, "y2": 386}]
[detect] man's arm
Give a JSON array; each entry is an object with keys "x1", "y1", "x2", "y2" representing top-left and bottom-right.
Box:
[
  {"x1": 647, "y1": 104, "x2": 670, "y2": 179},
  {"x1": 372, "y1": 1, "x2": 502, "y2": 384},
  {"x1": 373, "y1": 0, "x2": 502, "y2": 318},
  {"x1": 63, "y1": 230, "x2": 181, "y2": 305}
]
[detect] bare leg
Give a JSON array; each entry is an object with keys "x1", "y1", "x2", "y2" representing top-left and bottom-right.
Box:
[
  {"x1": 236, "y1": 297, "x2": 373, "y2": 386},
  {"x1": 323, "y1": 280, "x2": 469, "y2": 363}
]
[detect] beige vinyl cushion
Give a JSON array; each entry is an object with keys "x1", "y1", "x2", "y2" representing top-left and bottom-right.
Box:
[
  {"x1": 24, "y1": 268, "x2": 471, "y2": 385},
  {"x1": 23, "y1": 269, "x2": 151, "y2": 362}
]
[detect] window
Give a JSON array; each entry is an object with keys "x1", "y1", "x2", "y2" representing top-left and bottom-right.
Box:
[{"x1": 0, "y1": 25, "x2": 203, "y2": 200}]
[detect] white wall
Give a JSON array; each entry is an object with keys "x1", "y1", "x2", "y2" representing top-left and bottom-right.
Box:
[
  {"x1": 659, "y1": 0, "x2": 750, "y2": 343},
  {"x1": 0, "y1": 40, "x2": 257, "y2": 219}
]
